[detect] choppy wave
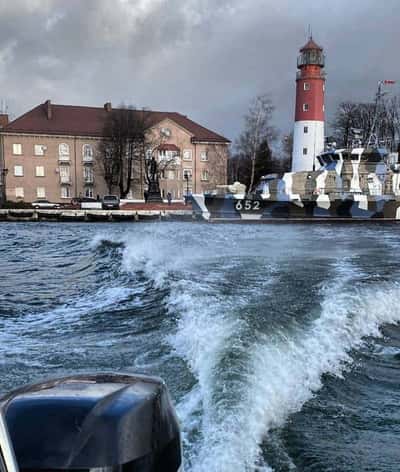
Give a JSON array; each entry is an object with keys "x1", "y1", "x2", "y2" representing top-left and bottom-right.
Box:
[
  {"x1": 166, "y1": 263, "x2": 399, "y2": 470},
  {"x1": 109, "y1": 226, "x2": 400, "y2": 472}
]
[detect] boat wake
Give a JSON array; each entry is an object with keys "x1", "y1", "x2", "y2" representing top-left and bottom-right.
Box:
[
  {"x1": 94, "y1": 228, "x2": 400, "y2": 472},
  {"x1": 168, "y1": 267, "x2": 399, "y2": 470}
]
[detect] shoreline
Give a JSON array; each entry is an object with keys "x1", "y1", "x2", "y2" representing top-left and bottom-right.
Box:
[{"x1": 0, "y1": 208, "x2": 197, "y2": 222}]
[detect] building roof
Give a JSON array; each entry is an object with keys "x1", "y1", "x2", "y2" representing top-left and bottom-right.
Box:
[
  {"x1": 4, "y1": 101, "x2": 231, "y2": 143},
  {"x1": 300, "y1": 37, "x2": 323, "y2": 52}
]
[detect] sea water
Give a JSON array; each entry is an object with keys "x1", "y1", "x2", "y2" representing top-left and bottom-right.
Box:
[{"x1": 1, "y1": 222, "x2": 400, "y2": 471}]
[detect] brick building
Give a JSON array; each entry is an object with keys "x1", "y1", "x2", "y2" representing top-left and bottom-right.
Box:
[{"x1": 0, "y1": 101, "x2": 230, "y2": 204}]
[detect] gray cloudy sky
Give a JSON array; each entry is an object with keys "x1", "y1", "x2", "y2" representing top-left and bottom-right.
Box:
[{"x1": 1, "y1": 0, "x2": 399, "y2": 142}]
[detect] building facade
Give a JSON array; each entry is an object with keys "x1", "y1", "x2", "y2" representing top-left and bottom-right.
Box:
[
  {"x1": 291, "y1": 37, "x2": 326, "y2": 172},
  {"x1": 1, "y1": 101, "x2": 230, "y2": 203}
]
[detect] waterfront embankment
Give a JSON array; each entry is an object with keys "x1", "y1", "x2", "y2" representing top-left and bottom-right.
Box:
[{"x1": 0, "y1": 208, "x2": 196, "y2": 222}]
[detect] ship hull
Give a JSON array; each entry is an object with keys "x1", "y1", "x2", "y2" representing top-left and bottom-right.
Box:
[{"x1": 202, "y1": 195, "x2": 400, "y2": 222}]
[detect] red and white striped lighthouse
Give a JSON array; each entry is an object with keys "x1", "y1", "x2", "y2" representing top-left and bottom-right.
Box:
[{"x1": 291, "y1": 37, "x2": 326, "y2": 172}]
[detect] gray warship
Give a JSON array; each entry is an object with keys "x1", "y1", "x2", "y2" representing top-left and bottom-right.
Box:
[
  {"x1": 197, "y1": 143, "x2": 400, "y2": 221},
  {"x1": 198, "y1": 144, "x2": 400, "y2": 222},
  {"x1": 197, "y1": 83, "x2": 400, "y2": 222}
]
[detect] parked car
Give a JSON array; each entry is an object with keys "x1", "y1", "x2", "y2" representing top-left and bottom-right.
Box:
[
  {"x1": 70, "y1": 197, "x2": 102, "y2": 209},
  {"x1": 70, "y1": 196, "x2": 96, "y2": 206},
  {"x1": 102, "y1": 195, "x2": 120, "y2": 210},
  {"x1": 32, "y1": 199, "x2": 60, "y2": 209}
]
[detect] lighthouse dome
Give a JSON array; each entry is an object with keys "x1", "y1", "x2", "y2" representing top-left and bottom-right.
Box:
[
  {"x1": 300, "y1": 37, "x2": 323, "y2": 52},
  {"x1": 298, "y1": 37, "x2": 325, "y2": 68}
]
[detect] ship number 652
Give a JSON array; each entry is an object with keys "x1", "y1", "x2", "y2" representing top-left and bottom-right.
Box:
[{"x1": 235, "y1": 200, "x2": 261, "y2": 211}]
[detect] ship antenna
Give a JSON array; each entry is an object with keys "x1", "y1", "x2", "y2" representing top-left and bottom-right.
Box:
[
  {"x1": 366, "y1": 81, "x2": 382, "y2": 148},
  {"x1": 367, "y1": 80, "x2": 396, "y2": 148}
]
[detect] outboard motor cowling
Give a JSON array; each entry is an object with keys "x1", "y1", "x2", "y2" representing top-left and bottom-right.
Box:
[{"x1": 0, "y1": 373, "x2": 181, "y2": 472}]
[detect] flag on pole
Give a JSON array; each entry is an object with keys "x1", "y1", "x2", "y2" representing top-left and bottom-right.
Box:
[{"x1": 384, "y1": 80, "x2": 396, "y2": 85}]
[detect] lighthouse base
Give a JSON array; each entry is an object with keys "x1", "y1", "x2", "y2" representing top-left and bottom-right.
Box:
[{"x1": 291, "y1": 120, "x2": 324, "y2": 172}]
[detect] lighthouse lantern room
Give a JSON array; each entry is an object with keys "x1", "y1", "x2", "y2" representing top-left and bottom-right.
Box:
[{"x1": 291, "y1": 37, "x2": 326, "y2": 172}]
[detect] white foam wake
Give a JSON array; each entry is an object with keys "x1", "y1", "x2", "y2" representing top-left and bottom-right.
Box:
[
  {"x1": 92, "y1": 230, "x2": 400, "y2": 472},
  {"x1": 171, "y1": 262, "x2": 400, "y2": 472}
]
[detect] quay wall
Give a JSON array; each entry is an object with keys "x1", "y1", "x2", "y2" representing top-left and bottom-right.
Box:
[{"x1": 0, "y1": 209, "x2": 197, "y2": 222}]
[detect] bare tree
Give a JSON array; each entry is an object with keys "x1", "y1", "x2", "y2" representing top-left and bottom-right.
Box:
[
  {"x1": 98, "y1": 106, "x2": 150, "y2": 198},
  {"x1": 383, "y1": 96, "x2": 400, "y2": 147},
  {"x1": 331, "y1": 102, "x2": 361, "y2": 147},
  {"x1": 143, "y1": 128, "x2": 179, "y2": 185},
  {"x1": 236, "y1": 94, "x2": 278, "y2": 193},
  {"x1": 332, "y1": 97, "x2": 400, "y2": 150},
  {"x1": 279, "y1": 132, "x2": 293, "y2": 172}
]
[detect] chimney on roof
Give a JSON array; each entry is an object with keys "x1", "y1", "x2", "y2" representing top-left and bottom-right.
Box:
[
  {"x1": 104, "y1": 102, "x2": 112, "y2": 112},
  {"x1": 45, "y1": 100, "x2": 52, "y2": 120},
  {"x1": 0, "y1": 114, "x2": 8, "y2": 128}
]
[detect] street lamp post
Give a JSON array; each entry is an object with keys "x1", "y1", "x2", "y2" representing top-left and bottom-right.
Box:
[{"x1": 184, "y1": 172, "x2": 191, "y2": 205}]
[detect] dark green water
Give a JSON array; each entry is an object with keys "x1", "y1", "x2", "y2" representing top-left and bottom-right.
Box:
[{"x1": 1, "y1": 222, "x2": 400, "y2": 471}]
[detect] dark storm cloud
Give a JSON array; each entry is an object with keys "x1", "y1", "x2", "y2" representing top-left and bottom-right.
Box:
[{"x1": 0, "y1": 0, "x2": 399, "y2": 143}]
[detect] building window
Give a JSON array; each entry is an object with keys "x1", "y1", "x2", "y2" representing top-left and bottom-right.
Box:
[
  {"x1": 59, "y1": 166, "x2": 70, "y2": 184},
  {"x1": 35, "y1": 166, "x2": 45, "y2": 177},
  {"x1": 59, "y1": 143, "x2": 70, "y2": 156},
  {"x1": 15, "y1": 187, "x2": 24, "y2": 198},
  {"x1": 84, "y1": 166, "x2": 94, "y2": 183},
  {"x1": 183, "y1": 149, "x2": 192, "y2": 161},
  {"x1": 14, "y1": 165, "x2": 23, "y2": 176},
  {"x1": 83, "y1": 144, "x2": 93, "y2": 161},
  {"x1": 303, "y1": 82, "x2": 310, "y2": 91},
  {"x1": 85, "y1": 187, "x2": 93, "y2": 198},
  {"x1": 201, "y1": 169, "x2": 209, "y2": 181},
  {"x1": 303, "y1": 103, "x2": 309, "y2": 112},
  {"x1": 34, "y1": 144, "x2": 46, "y2": 156},
  {"x1": 36, "y1": 187, "x2": 46, "y2": 198},
  {"x1": 183, "y1": 168, "x2": 192, "y2": 179},
  {"x1": 161, "y1": 127, "x2": 171, "y2": 137},
  {"x1": 167, "y1": 170, "x2": 175, "y2": 180},
  {"x1": 303, "y1": 147, "x2": 308, "y2": 155},
  {"x1": 200, "y1": 151, "x2": 208, "y2": 161},
  {"x1": 304, "y1": 126, "x2": 308, "y2": 134},
  {"x1": 12, "y1": 144, "x2": 22, "y2": 155},
  {"x1": 61, "y1": 186, "x2": 71, "y2": 199}
]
